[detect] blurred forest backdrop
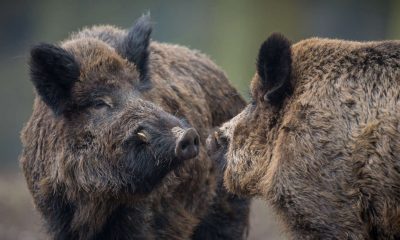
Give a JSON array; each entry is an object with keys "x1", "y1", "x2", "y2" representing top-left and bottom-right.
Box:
[{"x1": 1, "y1": 0, "x2": 400, "y2": 239}]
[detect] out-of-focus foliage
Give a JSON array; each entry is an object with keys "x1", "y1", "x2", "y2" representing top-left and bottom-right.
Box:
[{"x1": 0, "y1": 0, "x2": 397, "y2": 239}]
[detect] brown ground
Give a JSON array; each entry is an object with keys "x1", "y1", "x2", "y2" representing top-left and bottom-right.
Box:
[{"x1": 0, "y1": 173, "x2": 286, "y2": 240}]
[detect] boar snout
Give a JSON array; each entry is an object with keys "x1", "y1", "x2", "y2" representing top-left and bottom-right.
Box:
[{"x1": 173, "y1": 127, "x2": 200, "y2": 160}]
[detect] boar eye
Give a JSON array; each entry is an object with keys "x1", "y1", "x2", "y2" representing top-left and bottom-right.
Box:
[{"x1": 91, "y1": 99, "x2": 111, "y2": 109}]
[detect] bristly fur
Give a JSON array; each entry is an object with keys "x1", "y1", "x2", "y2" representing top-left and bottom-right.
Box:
[
  {"x1": 119, "y1": 13, "x2": 152, "y2": 83},
  {"x1": 257, "y1": 33, "x2": 292, "y2": 105},
  {"x1": 21, "y1": 15, "x2": 249, "y2": 240},
  {"x1": 211, "y1": 34, "x2": 400, "y2": 239},
  {"x1": 30, "y1": 43, "x2": 80, "y2": 115}
]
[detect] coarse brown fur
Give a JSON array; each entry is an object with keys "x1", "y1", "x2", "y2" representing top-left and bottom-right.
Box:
[
  {"x1": 20, "y1": 15, "x2": 249, "y2": 240},
  {"x1": 208, "y1": 34, "x2": 400, "y2": 239}
]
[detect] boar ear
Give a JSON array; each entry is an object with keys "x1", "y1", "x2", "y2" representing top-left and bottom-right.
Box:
[
  {"x1": 30, "y1": 43, "x2": 80, "y2": 115},
  {"x1": 119, "y1": 13, "x2": 152, "y2": 82},
  {"x1": 257, "y1": 33, "x2": 292, "y2": 105}
]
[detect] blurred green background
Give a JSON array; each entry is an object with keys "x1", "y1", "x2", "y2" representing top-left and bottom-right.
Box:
[{"x1": 0, "y1": 0, "x2": 399, "y2": 239}]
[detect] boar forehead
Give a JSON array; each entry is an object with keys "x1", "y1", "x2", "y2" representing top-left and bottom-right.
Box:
[{"x1": 63, "y1": 38, "x2": 139, "y2": 87}]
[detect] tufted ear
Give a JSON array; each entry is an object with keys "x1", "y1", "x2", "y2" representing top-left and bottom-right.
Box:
[
  {"x1": 119, "y1": 13, "x2": 152, "y2": 82},
  {"x1": 257, "y1": 33, "x2": 292, "y2": 105},
  {"x1": 30, "y1": 43, "x2": 80, "y2": 115}
]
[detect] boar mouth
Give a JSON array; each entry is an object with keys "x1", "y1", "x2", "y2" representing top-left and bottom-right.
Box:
[{"x1": 206, "y1": 131, "x2": 229, "y2": 174}]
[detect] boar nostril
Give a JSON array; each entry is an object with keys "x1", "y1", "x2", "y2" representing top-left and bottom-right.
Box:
[
  {"x1": 194, "y1": 136, "x2": 199, "y2": 146},
  {"x1": 175, "y1": 128, "x2": 200, "y2": 160}
]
